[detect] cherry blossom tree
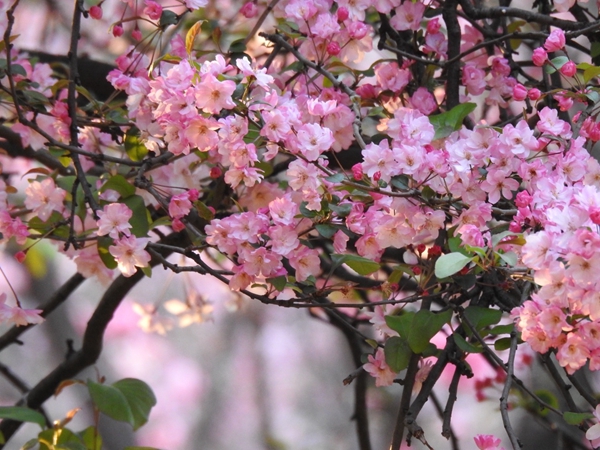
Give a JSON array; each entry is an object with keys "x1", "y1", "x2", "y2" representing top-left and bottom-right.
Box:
[{"x1": 2, "y1": 0, "x2": 600, "y2": 448}]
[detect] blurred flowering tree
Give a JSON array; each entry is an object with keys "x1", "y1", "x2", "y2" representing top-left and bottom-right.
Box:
[{"x1": 3, "y1": 0, "x2": 600, "y2": 448}]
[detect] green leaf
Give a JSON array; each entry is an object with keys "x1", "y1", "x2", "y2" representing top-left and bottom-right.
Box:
[
  {"x1": 453, "y1": 334, "x2": 483, "y2": 353},
  {"x1": 385, "y1": 312, "x2": 415, "y2": 337},
  {"x1": 121, "y1": 195, "x2": 150, "y2": 237},
  {"x1": 38, "y1": 428, "x2": 86, "y2": 450},
  {"x1": 384, "y1": 337, "x2": 412, "y2": 372},
  {"x1": 429, "y1": 103, "x2": 476, "y2": 139},
  {"x1": 494, "y1": 337, "x2": 512, "y2": 351},
  {"x1": 97, "y1": 236, "x2": 118, "y2": 270},
  {"x1": 0, "y1": 406, "x2": 45, "y2": 428},
  {"x1": 124, "y1": 132, "x2": 149, "y2": 162},
  {"x1": 434, "y1": 252, "x2": 474, "y2": 278},
  {"x1": 331, "y1": 254, "x2": 380, "y2": 275},
  {"x1": 534, "y1": 389, "x2": 559, "y2": 417},
  {"x1": 488, "y1": 324, "x2": 514, "y2": 336},
  {"x1": 100, "y1": 174, "x2": 136, "y2": 199},
  {"x1": 267, "y1": 275, "x2": 287, "y2": 292},
  {"x1": 463, "y1": 305, "x2": 503, "y2": 331},
  {"x1": 79, "y1": 426, "x2": 102, "y2": 450},
  {"x1": 159, "y1": 10, "x2": 178, "y2": 26},
  {"x1": 88, "y1": 380, "x2": 134, "y2": 425},
  {"x1": 563, "y1": 411, "x2": 594, "y2": 425},
  {"x1": 299, "y1": 202, "x2": 318, "y2": 218},
  {"x1": 113, "y1": 378, "x2": 157, "y2": 431},
  {"x1": 497, "y1": 250, "x2": 518, "y2": 267},
  {"x1": 592, "y1": 42, "x2": 600, "y2": 59},
  {"x1": 228, "y1": 38, "x2": 246, "y2": 53},
  {"x1": 545, "y1": 56, "x2": 569, "y2": 74},
  {"x1": 315, "y1": 224, "x2": 338, "y2": 238},
  {"x1": 325, "y1": 172, "x2": 345, "y2": 183},
  {"x1": 407, "y1": 309, "x2": 452, "y2": 354},
  {"x1": 329, "y1": 203, "x2": 352, "y2": 217}
]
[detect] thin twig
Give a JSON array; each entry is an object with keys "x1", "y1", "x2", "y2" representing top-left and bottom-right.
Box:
[{"x1": 500, "y1": 332, "x2": 522, "y2": 449}]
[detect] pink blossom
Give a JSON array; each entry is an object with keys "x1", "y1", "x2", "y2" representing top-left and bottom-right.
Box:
[
  {"x1": 109, "y1": 236, "x2": 151, "y2": 277},
  {"x1": 24, "y1": 178, "x2": 66, "y2": 221},
  {"x1": 96, "y1": 203, "x2": 133, "y2": 239},
  {"x1": 459, "y1": 224, "x2": 485, "y2": 247},
  {"x1": 390, "y1": 1, "x2": 425, "y2": 31},
  {"x1": 473, "y1": 434, "x2": 504, "y2": 450},
  {"x1": 288, "y1": 247, "x2": 321, "y2": 282},
  {"x1": 294, "y1": 123, "x2": 334, "y2": 161},
  {"x1": 363, "y1": 348, "x2": 396, "y2": 387},
  {"x1": 556, "y1": 332, "x2": 590, "y2": 374},
  {"x1": 462, "y1": 64, "x2": 486, "y2": 95},
  {"x1": 410, "y1": 87, "x2": 437, "y2": 115},
  {"x1": 375, "y1": 62, "x2": 410, "y2": 92},
  {"x1": 240, "y1": 247, "x2": 282, "y2": 278},
  {"x1": 184, "y1": 116, "x2": 220, "y2": 153},
  {"x1": 586, "y1": 405, "x2": 600, "y2": 446},
  {"x1": 0, "y1": 293, "x2": 44, "y2": 327},
  {"x1": 194, "y1": 73, "x2": 236, "y2": 114},
  {"x1": 144, "y1": 0, "x2": 163, "y2": 20}
]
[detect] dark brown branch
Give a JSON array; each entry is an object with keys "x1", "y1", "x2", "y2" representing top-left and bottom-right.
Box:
[
  {"x1": 443, "y1": 0, "x2": 461, "y2": 110},
  {"x1": 459, "y1": 0, "x2": 600, "y2": 31}
]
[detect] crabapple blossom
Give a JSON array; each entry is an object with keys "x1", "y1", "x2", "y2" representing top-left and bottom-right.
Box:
[
  {"x1": 363, "y1": 348, "x2": 396, "y2": 387},
  {"x1": 109, "y1": 236, "x2": 151, "y2": 277},
  {"x1": 24, "y1": 178, "x2": 66, "y2": 222},
  {"x1": 96, "y1": 203, "x2": 133, "y2": 239}
]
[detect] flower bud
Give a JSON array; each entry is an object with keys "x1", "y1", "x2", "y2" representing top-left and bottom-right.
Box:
[
  {"x1": 528, "y1": 88, "x2": 541, "y2": 101},
  {"x1": 326, "y1": 42, "x2": 341, "y2": 56},
  {"x1": 112, "y1": 24, "x2": 124, "y2": 37},
  {"x1": 240, "y1": 2, "x2": 258, "y2": 18},
  {"x1": 512, "y1": 83, "x2": 527, "y2": 101},
  {"x1": 560, "y1": 60, "x2": 577, "y2": 77},
  {"x1": 532, "y1": 48, "x2": 547, "y2": 67},
  {"x1": 337, "y1": 7, "x2": 349, "y2": 21},
  {"x1": 89, "y1": 5, "x2": 103, "y2": 20}
]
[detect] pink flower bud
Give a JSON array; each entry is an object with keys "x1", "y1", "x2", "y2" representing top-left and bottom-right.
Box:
[
  {"x1": 89, "y1": 5, "x2": 103, "y2": 20},
  {"x1": 112, "y1": 24, "x2": 124, "y2": 37},
  {"x1": 590, "y1": 207, "x2": 600, "y2": 225},
  {"x1": 355, "y1": 83, "x2": 377, "y2": 99},
  {"x1": 132, "y1": 28, "x2": 142, "y2": 41},
  {"x1": 560, "y1": 60, "x2": 577, "y2": 77},
  {"x1": 337, "y1": 7, "x2": 349, "y2": 21},
  {"x1": 188, "y1": 189, "x2": 199, "y2": 202},
  {"x1": 373, "y1": 171, "x2": 381, "y2": 182},
  {"x1": 544, "y1": 29, "x2": 566, "y2": 52},
  {"x1": 528, "y1": 88, "x2": 541, "y2": 101},
  {"x1": 427, "y1": 18, "x2": 441, "y2": 34},
  {"x1": 172, "y1": 218, "x2": 186, "y2": 232},
  {"x1": 326, "y1": 42, "x2": 341, "y2": 56},
  {"x1": 512, "y1": 83, "x2": 527, "y2": 101},
  {"x1": 351, "y1": 163, "x2": 363, "y2": 181},
  {"x1": 240, "y1": 2, "x2": 258, "y2": 18},
  {"x1": 532, "y1": 48, "x2": 547, "y2": 67},
  {"x1": 209, "y1": 166, "x2": 223, "y2": 178},
  {"x1": 14, "y1": 251, "x2": 26, "y2": 263},
  {"x1": 590, "y1": 122, "x2": 600, "y2": 141}
]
